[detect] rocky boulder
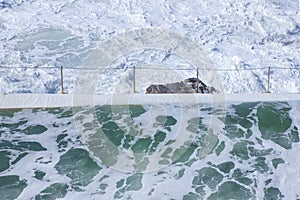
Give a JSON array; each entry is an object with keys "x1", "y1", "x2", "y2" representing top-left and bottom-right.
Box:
[{"x1": 146, "y1": 78, "x2": 216, "y2": 94}]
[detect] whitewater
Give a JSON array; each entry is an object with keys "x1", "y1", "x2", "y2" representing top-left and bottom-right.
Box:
[
  {"x1": 0, "y1": 0, "x2": 300, "y2": 93},
  {"x1": 1, "y1": 0, "x2": 300, "y2": 200}
]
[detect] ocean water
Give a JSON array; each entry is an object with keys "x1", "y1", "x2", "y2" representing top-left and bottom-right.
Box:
[
  {"x1": 1, "y1": 0, "x2": 300, "y2": 199},
  {"x1": 1, "y1": 100, "x2": 300, "y2": 199},
  {"x1": 0, "y1": 0, "x2": 300, "y2": 94}
]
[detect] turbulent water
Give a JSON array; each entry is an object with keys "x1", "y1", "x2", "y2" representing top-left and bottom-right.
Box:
[
  {"x1": 1, "y1": 0, "x2": 300, "y2": 199},
  {"x1": 1, "y1": 100, "x2": 300, "y2": 199},
  {"x1": 0, "y1": 0, "x2": 300, "y2": 93}
]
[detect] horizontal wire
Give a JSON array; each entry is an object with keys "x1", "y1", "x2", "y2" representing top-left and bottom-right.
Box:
[{"x1": 1, "y1": 65, "x2": 300, "y2": 71}]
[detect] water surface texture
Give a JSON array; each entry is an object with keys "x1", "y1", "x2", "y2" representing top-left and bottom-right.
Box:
[
  {"x1": 0, "y1": 0, "x2": 300, "y2": 93},
  {"x1": 1, "y1": 101, "x2": 300, "y2": 199}
]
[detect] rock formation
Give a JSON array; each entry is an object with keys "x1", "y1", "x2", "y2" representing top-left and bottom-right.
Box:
[{"x1": 146, "y1": 78, "x2": 216, "y2": 94}]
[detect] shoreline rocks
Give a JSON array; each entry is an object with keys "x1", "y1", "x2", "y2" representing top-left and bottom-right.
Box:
[{"x1": 146, "y1": 78, "x2": 217, "y2": 94}]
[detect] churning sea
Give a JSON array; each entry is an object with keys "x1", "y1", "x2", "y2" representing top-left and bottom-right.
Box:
[
  {"x1": 1, "y1": 0, "x2": 300, "y2": 199},
  {"x1": 1, "y1": 100, "x2": 300, "y2": 199}
]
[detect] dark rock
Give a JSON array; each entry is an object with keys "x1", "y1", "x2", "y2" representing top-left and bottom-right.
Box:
[
  {"x1": 146, "y1": 84, "x2": 172, "y2": 94},
  {"x1": 146, "y1": 78, "x2": 217, "y2": 94},
  {"x1": 185, "y1": 78, "x2": 207, "y2": 88}
]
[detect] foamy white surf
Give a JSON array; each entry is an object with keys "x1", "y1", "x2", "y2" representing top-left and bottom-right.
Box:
[
  {"x1": 0, "y1": 0, "x2": 299, "y2": 94},
  {"x1": 1, "y1": 0, "x2": 300, "y2": 199},
  {"x1": 1, "y1": 99, "x2": 299, "y2": 199}
]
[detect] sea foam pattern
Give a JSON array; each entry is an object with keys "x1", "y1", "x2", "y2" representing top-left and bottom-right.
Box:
[
  {"x1": 0, "y1": 0, "x2": 299, "y2": 93},
  {"x1": 0, "y1": 101, "x2": 300, "y2": 199}
]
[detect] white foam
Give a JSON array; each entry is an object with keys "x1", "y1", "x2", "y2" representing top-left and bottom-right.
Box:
[
  {"x1": 0, "y1": 0, "x2": 299, "y2": 94},
  {"x1": 1, "y1": 0, "x2": 300, "y2": 199}
]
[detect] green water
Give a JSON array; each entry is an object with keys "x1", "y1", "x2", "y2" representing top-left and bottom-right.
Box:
[{"x1": 0, "y1": 101, "x2": 299, "y2": 199}]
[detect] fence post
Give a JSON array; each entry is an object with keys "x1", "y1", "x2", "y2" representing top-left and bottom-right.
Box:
[
  {"x1": 60, "y1": 66, "x2": 64, "y2": 94},
  {"x1": 267, "y1": 66, "x2": 270, "y2": 93},
  {"x1": 196, "y1": 67, "x2": 199, "y2": 93},
  {"x1": 133, "y1": 66, "x2": 136, "y2": 93}
]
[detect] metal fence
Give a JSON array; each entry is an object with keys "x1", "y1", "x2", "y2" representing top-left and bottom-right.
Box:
[{"x1": 0, "y1": 65, "x2": 300, "y2": 94}]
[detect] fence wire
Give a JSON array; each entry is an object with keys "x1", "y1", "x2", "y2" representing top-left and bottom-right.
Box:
[
  {"x1": 1, "y1": 65, "x2": 300, "y2": 94},
  {"x1": 1, "y1": 65, "x2": 300, "y2": 71}
]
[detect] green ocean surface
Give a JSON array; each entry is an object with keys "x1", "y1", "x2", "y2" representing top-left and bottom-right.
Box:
[{"x1": 0, "y1": 101, "x2": 299, "y2": 199}]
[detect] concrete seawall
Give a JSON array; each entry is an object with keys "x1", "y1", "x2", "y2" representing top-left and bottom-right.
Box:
[{"x1": 1, "y1": 93, "x2": 300, "y2": 109}]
